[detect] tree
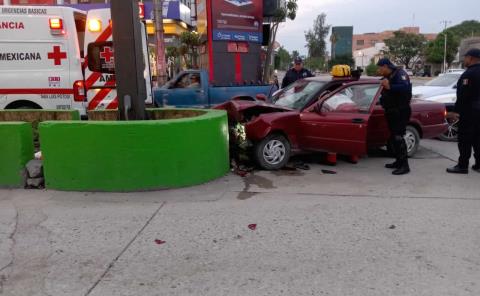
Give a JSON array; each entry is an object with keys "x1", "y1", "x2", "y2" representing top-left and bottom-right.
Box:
[
  {"x1": 305, "y1": 13, "x2": 330, "y2": 58},
  {"x1": 304, "y1": 57, "x2": 325, "y2": 72},
  {"x1": 263, "y1": 0, "x2": 298, "y2": 82},
  {"x1": 179, "y1": 31, "x2": 201, "y2": 69},
  {"x1": 366, "y1": 59, "x2": 378, "y2": 76},
  {"x1": 383, "y1": 31, "x2": 426, "y2": 68},
  {"x1": 291, "y1": 50, "x2": 300, "y2": 61},
  {"x1": 329, "y1": 54, "x2": 354, "y2": 69},
  {"x1": 275, "y1": 46, "x2": 291, "y2": 70},
  {"x1": 426, "y1": 20, "x2": 480, "y2": 66},
  {"x1": 425, "y1": 31, "x2": 458, "y2": 65}
]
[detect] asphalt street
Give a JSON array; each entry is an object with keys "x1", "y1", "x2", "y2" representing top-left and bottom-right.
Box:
[{"x1": 0, "y1": 139, "x2": 479, "y2": 296}]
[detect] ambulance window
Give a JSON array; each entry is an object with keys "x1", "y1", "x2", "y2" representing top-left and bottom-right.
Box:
[{"x1": 74, "y1": 13, "x2": 86, "y2": 57}]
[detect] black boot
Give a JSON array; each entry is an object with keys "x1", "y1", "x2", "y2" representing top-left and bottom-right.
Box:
[
  {"x1": 472, "y1": 163, "x2": 480, "y2": 173},
  {"x1": 446, "y1": 165, "x2": 468, "y2": 174},
  {"x1": 392, "y1": 161, "x2": 410, "y2": 175},
  {"x1": 385, "y1": 161, "x2": 400, "y2": 169}
]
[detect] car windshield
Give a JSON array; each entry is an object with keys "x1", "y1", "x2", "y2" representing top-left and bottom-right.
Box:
[
  {"x1": 425, "y1": 74, "x2": 461, "y2": 87},
  {"x1": 272, "y1": 80, "x2": 326, "y2": 109}
]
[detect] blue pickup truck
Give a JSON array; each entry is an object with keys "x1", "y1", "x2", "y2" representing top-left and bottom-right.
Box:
[{"x1": 153, "y1": 70, "x2": 277, "y2": 108}]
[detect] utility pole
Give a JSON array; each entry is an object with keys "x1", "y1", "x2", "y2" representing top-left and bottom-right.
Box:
[
  {"x1": 441, "y1": 20, "x2": 451, "y2": 73},
  {"x1": 111, "y1": 0, "x2": 147, "y2": 120},
  {"x1": 153, "y1": 0, "x2": 168, "y2": 86}
]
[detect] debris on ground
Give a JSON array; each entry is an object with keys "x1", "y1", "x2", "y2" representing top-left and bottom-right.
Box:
[
  {"x1": 231, "y1": 159, "x2": 254, "y2": 177},
  {"x1": 154, "y1": 239, "x2": 166, "y2": 245},
  {"x1": 248, "y1": 224, "x2": 257, "y2": 230},
  {"x1": 321, "y1": 169, "x2": 337, "y2": 175},
  {"x1": 293, "y1": 162, "x2": 310, "y2": 170},
  {"x1": 388, "y1": 225, "x2": 396, "y2": 229},
  {"x1": 34, "y1": 151, "x2": 43, "y2": 160},
  {"x1": 25, "y1": 159, "x2": 44, "y2": 189}
]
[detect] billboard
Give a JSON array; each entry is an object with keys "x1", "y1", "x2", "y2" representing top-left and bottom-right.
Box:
[{"x1": 211, "y1": 0, "x2": 263, "y2": 43}]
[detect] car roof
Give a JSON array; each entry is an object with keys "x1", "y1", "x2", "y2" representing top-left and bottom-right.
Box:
[{"x1": 305, "y1": 75, "x2": 380, "y2": 84}]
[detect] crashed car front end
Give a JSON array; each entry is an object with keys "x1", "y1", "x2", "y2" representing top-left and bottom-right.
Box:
[{"x1": 215, "y1": 100, "x2": 294, "y2": 158}]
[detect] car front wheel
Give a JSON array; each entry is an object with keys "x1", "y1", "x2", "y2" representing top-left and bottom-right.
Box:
[{"x1": 254, "y1": 134, "x2": 291, "y2": 170}]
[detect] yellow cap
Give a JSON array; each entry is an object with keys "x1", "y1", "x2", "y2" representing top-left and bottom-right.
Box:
[{"x1": 331, "y1": 65, "x2": 351, "y2": 77}]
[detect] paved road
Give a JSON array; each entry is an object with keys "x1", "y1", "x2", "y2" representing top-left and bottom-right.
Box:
[{"x1": 1, "y1": 140, "x2": 479, "y2": 296}]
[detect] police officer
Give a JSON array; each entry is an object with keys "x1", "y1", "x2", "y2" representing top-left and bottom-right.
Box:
[
  {"x1": 446, "y1": 48, "x2": 480, "y2": 174},
  {"x1": 377, "y1": 58, "x2": 413, "y2": 175},
  {"x1": 281, "y1": 57, "x2": 314, "y2": 88}
]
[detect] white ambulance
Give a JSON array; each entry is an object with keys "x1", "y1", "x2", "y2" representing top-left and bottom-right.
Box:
[
  {"x1": 83, "y1": 8, "x2": 152, "y2": 111},
  {"x1": 0, "y1": 6, "x2": 87, "y2": 116}
]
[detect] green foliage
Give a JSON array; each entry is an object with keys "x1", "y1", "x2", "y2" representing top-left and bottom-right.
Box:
[
  {"x1": 305, "y1": 57, "x2": 325, "y2": 71},
  {"x1": 179, "y1": 31, "x2": 201, "y2": 68},
  {"x1": 166, "y1": 46, "x2": 178, "y2": 58},
  {"x1": 384, "y1": 31, "x2": 426, "y2": 68},
  {"x1": 330, "y1": 54, "x2": 355, "y2": 69},
  {"x1": 179, "y1": 31, "x2": 201, "y2": 47},
  {"x1": 275, "y1": 46, "x2": 291, "y2": 70},
  {"x1": 366, "y1": 61, "x2": 378, "y2": 76},
  {"x1": 426, "y1": 20, "x2": 480, "y2": 65},
  {"x1": 305, "y1": 13, "x2": 330, "y2": 58},
  {"x1": 291, "y1": 50, "x2": 300, "y2": 60},
  {"x1": 263, "y1": 0, "x2": 298, "y2": 82}
]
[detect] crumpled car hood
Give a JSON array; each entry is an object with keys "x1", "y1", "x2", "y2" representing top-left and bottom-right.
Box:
[{"x1": 215, "y1": 100, "x2": 293, "y2": 122}]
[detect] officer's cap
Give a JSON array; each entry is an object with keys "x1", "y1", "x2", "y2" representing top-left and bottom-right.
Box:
[
  {"x1": 464, "y1": 48, "x2": 480, "y2": 59},
  {"x1": 377, "y1": 58, "x2": 396, "y2": 69},
  {"x1": 294, "y1": 57, "x2": 303, "y2": 64}
]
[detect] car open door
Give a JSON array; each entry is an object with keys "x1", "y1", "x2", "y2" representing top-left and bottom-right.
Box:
[{"x1": 298, "y1": 82, "x2": 381, "y2": 155}]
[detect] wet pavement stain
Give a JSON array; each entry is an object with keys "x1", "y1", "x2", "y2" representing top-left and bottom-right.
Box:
[
  {"x1": 237, "y1": 191, "x2": 259, "y2": 200},
  {"x1": 237, "y1": 173, "x2": 276, "y2": 200}
]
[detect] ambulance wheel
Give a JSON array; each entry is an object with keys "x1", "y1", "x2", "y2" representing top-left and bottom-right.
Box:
[{"x1": 5, "y1": 101, "x2": 41, "y2": 110}]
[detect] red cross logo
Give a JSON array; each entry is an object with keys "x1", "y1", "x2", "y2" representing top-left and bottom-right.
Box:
[
  {"x1": 100, "y1": 47, "x2": 114, "y2": 63},
  {"x1": 47, "y1": 46, "x2": 67, "y2": 66}
]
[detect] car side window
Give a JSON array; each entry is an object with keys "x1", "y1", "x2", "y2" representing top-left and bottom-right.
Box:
[
  {"x1": 321, "y1": 84, "x2": 379, "y2": 113},
  {"x1": 173, "y1": 74, "x2": 190, "y2": 88}
]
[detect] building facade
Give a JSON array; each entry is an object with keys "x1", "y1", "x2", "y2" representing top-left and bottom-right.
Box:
[
  {"x1": 354, "y1": 42, "x2": 386, "y2": 69},
  {"x1": 353, "y1": 27, "x2": 437, "y2": 52},
  {"x1": 331, "y1": 26, "x2": 353, "y2": 59}
]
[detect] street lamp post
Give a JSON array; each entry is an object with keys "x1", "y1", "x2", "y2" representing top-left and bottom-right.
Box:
[
  {"x1": 441, "y1": 20, "x2": 451, "y2": 73},
  {"x1": 358, "y1": 51, "x2": 365, "y2": 69}
]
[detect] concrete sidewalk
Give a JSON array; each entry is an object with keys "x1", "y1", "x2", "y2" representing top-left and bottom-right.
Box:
[{"x1": 0, "y1": 141, "x2": 479, "y2": 296}]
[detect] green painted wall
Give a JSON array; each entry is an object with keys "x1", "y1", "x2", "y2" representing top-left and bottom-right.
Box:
[
  {"x1": 39, "y1": 109, "x2": 230, "y2": 192},
  {"x1": 0, "y1": 122, "x2": 34, "y2": 188}
]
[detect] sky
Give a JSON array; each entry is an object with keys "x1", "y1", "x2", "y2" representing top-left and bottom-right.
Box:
[{"x1": 276, "y1": 0, "x2": 480, "y2": 56}]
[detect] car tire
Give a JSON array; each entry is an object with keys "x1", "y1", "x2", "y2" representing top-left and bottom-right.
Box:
[
  {"x1": 438, "y1": 119, "x2": 459, "y2": 142},
  {"x1": 405, "y1": 125, "x2": 420, "y2": 157},
  {"x1": 254, "y1": 134, "x2": 291, "y2": 170}
]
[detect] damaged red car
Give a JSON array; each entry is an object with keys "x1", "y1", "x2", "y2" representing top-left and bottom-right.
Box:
[{"x1": 215, "y1": 76, "x2": 448, "y2": 170}]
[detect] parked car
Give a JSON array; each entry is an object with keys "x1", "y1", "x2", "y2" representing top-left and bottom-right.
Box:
[
  {"x1": 216, "y1": 76, "x2": 448, "y2": 170},
  {"x1": 413, "y1": 72, "x2": 462, "y2": 142}
]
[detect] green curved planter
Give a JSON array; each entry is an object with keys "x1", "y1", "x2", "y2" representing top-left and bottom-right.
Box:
[{"x1": 39, "y1": 109, "x2": 229, "y2": 192}]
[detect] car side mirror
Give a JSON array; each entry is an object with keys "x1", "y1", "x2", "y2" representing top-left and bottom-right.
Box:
[
  {"x1": 256, "y1": 94, "x2": 267, "y2": 101},
  {"x1": 87, "y1": 41, "x2": 115, "y2": 74}
]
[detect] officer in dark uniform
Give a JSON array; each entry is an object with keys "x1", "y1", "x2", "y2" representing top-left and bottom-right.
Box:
[
  {"x1": 281, "y1": 57, "x2": 314, "y2": 88},
  {"x1": 377, "y1": 58, "x2": 413, "y2": 175},
  {"x1": 447, "y1": 48, "x2": 480, "y2": 174}
]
